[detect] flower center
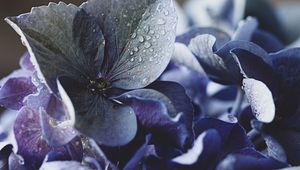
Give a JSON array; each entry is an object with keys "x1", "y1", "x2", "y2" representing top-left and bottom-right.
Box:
[{"x1": 87, "y1": 78, "x2": 110, "y2": 93}]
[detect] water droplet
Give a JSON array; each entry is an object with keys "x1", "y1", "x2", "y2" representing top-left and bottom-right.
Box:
[
  {"x1": 149, "y1": 57, "x2": 153, "y2": 61},
  {"x1": 130, "y1": 51, "x2": 134, "y2": 55},
  {"x1": 133, "y1": 47, "x2": 139, "y2": 52},
  {"x1": 149, "y1": 48, "x2": 154, "y2": 52},
  {"x1": 149, "y1": 30, "x2": 155, "y2": 34},
  {"x1": 144, "y1": 42, "x2": 151, "y2": 48},
  {"x1": 157, "y1": 18, "x2": 165, "y2": 25},
  {"x1": 92, "y1": 29, "x2": 96, "y2": 33},
  {"x1": 145, "y1": 35, "x2": 152, "y2": 40},
  {"x1": 164, "y1": 10, "x2": 169, "y2": 16},
  {"x1": 142, "y1": 78, "x2": 149, "y2": 85},
  {"x1": 143, "y1": 25, "x2": 150, "y2": 33},
  {"x1": 160, "y1": 29, "x2": 166, "y2": 35},
  {"x1": 131, "y1": 32, "x2": 137, "y2": 39},
  {"x1": 123, "y1": 14, "x2": 128, "y2": 18},
  {"x1": 130, "y1": 58, "x2": 134, "y2": 62},
  {"x1": 138, "y1": 36, "x2": 144, "y2": 42},
  {"x1": 138, "y1": 57, "x2": 143, "y2": 62}
]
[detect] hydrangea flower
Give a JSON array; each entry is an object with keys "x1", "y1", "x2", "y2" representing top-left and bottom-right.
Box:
[{"x1": 5, "y1": 0, "x2": 178, "y2": 146}]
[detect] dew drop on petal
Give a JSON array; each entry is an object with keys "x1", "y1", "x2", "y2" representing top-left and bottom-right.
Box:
[
  {"x1": 133, "y1": 47, "x2": 139, "y2": 52},
  {"x1": 131, "y1": 32, "x2": 137, "y2": 39},
  {"x1": 138, "y1": 36, "x2": 145, "y2": 42},
  {"x1": 144, "y1": 42, "x2": 151, "y2": 48}
]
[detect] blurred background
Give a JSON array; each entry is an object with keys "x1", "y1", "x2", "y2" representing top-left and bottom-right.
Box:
[{"x1": 0, "y1": 0, "x2": 299, "y2": 79}]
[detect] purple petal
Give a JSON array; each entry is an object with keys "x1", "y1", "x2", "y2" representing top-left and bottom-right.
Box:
[
  {"x1": 8, "y1": 152, "x2": 26, "y2": 170},
  {"x1": 176, "y1": 27, "x2": 230, "y2": 49},
  {"x1": 19, "y1": 52, "x2": 34, "y2": 71},
  {"x1": 171, "y1": 129, "x2": 221, "y2": 169},
  {"x1": 264, "y1": 125, "x2": 300, "y2": 165},
  {"x1": 39, "y1": 109, "x2": 77, "y2": 146},
  {"x1": 232, "y1": 17, "x2": 258, "y2": 41},
  {"x1": 14, "y1": 107, "x2": 83, "y2": 169},
  {"x1": 123, "y1": 134, "x2": 152, "y2": 170},
  {"x1": 148, "y1": 81, "x2": 194, "y2": 132},
  {"x1": 232, "y1": 48, "x2": 279, "y2": 96},
  {"x1": 40, "y1": 161, "x2": 92, "y2": 170},
  {"x1": 251, "y1": 29, "x2": 284, "y2": 53},
  {"x1": 217, "y1": 148, "x2": 288, "y2": 170},
  {"x1": 194, "y1": 118, "x2": 253, "y2": 155},
  {"x1": 26, "y1": 84, "x2": 65, "y2": 121},
  {"x1": 0, "y1": 77, "x2": 37, "y2": 110},
  {"x1": 126, "y1": 97, "x2": 191, "y2": 150},
  {"x1": 160, "y1": 64, "x2": 208, "y2": 107},
  {"x1": 0, "y1": 144, "x2": 13, "y2": 169}
]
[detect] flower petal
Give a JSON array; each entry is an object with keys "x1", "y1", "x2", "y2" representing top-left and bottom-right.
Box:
[
  {"x1": 217, "y1": 148, "x2": 287, "y2": 170},
  {"x1": 14, "y1": 107, "x2": 83, "y2": 169},
  {"x1": 107, "y1": 0, "x2": 177, "y2": 89},
  {"x1": 251, "y1": 29, "x2": 284, "y2": 53},
  {"x1": 242, "y1": 78, "x2": 275, "y2": 123},
  {"x1": 39, "y1": 108, "x2": 77, "y2": 146},
  {"x1": 40, "y1": 161, "x2": 92, "y2": 170},
  {"x1": 176, "y1": 27, "x2": 230, "y2": 49},
  {"x1": 0, "y1": 77, "x2": 36, "y2": 110},
  {"x1": 58, "y1": 77, "x2": 137, "y2": 146},
  {"x1": 6, "y1": 2, "x2": 104, "y2": 94}
]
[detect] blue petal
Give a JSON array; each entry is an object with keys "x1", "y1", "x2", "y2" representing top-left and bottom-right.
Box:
[
  {"x1": 217, "y1": 148, "x2": 288, "y2": 170},
  {"x1": 0, "y1": 77, "x2": 37, "y2": 110},
  {"x1": 14, "y1": 107, "x2": 83, "y2": 169}
]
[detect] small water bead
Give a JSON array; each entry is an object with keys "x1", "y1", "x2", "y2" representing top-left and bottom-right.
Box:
[
  {"x1": 157, "y1": 18, "x2": 166, "y2": 25},
  {"x1": 143, "y1": 25, "x2": 150, "y2": 33},
  {"x1": 138, "y1": 57, "x2": 143, "y2": 62},
  {"x1": 164, "y1": 10, "x2": 169, "y2": 16},
  {"x1": 131, "y1": 32, "x2": 137, "y2": 39},
  {"x1": 130, "y1": 58, "x2": 134, "y2": 62},
  {"x1": 145, "y1": 35, "x2": 152, "y2": 40},
  {"x1": 160, "y1": 29, "x2": 166, "y2": 35},
  {"x1": 133, "y1": 47, "x2": 139, "y2": 52},
  {"x1": 144, "y1": 42, "x2": 151, "y2": 48},
  {"x1": 149, "y1": 48, "x2": 154, "y2": 52},
  {"x1": 149, "y1": 30, "x2": 155, "y2": 34},
  {"x1": 149, "y1": 57, "x2": 153, "y2": 61},
  {"x1": 142, "y1": 78, "x2": 149, "y2": 85},
  {"x1": 138, "y1": 36, "x2": 145, "y2": 42},
  {"x1": 130, "y1": 51, "x2": 134, "y2": 55}
]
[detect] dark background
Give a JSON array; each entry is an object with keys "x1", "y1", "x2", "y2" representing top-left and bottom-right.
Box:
[{"x1": 0, "y1": 0, "x2": 298, "y2": 79}]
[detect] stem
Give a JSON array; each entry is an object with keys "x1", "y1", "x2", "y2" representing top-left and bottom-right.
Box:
[{"x1": 230, "y1": 88, "x2": 244, "y2": 116}]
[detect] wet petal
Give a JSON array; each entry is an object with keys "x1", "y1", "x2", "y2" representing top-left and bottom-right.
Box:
[
  {"x1": 39, "y1": 108, "x2": 77, "y2": 146},
  {"x1": 242, "y1": 78, "x2": 275, "y2": 123},
  {"x1": 14, "y1": 107, "x2": 83, "y2": 169},
  {"x1": 0, "y1": 77, "x2": 36, "y2": 110},
  {"x1": 107, "y1": 0, "x2": 177, "y2": 89},
  {"x1": 58, "y1": 77, "x2": 137, "y2": 146},
  {"x1": 6, "y1": 2, "x2": 104, "y2": 94},
  {"x1": 232, "y1": 48, "x2": 279, "y2": 96}
]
